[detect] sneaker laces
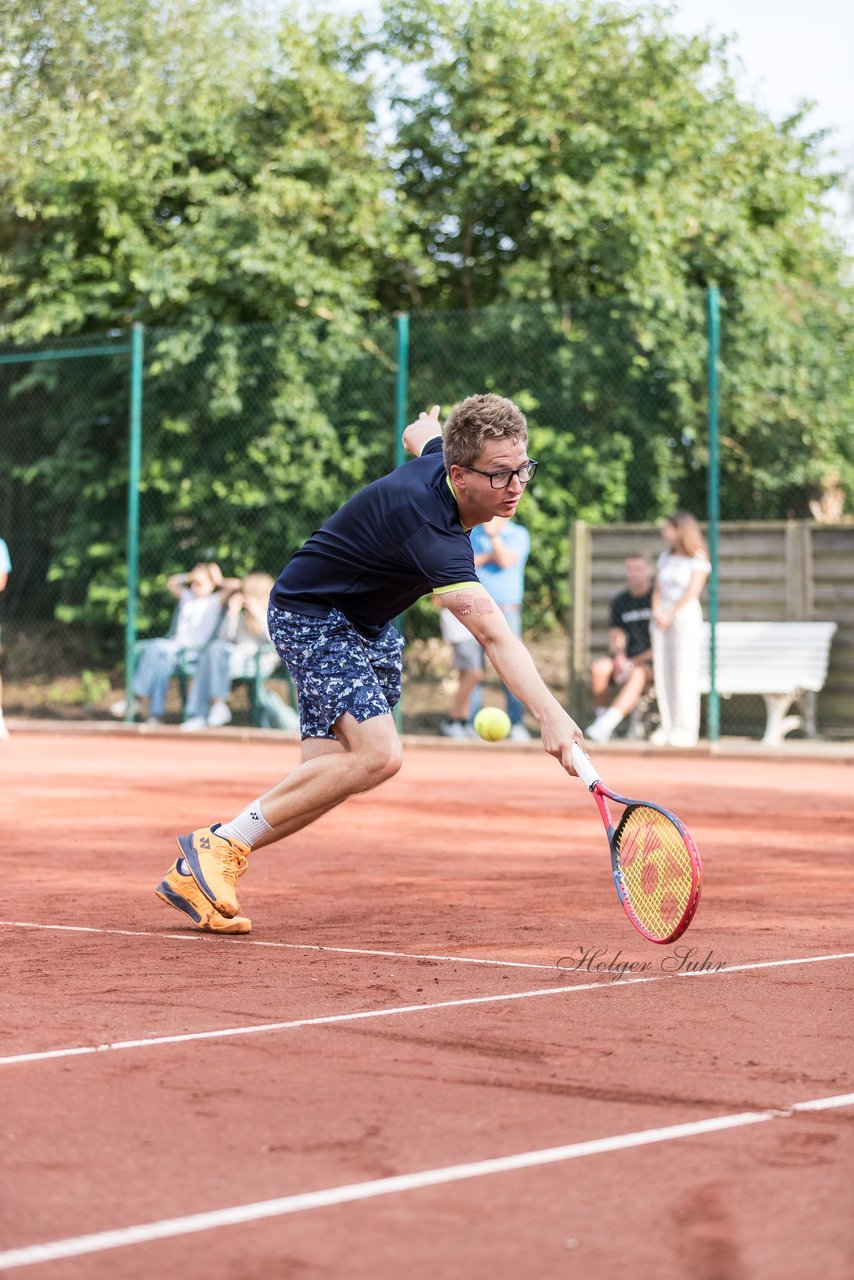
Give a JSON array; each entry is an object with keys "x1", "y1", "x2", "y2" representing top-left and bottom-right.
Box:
[{"x1": 217, "y1": 844, "x2": 248, "y2": 888}]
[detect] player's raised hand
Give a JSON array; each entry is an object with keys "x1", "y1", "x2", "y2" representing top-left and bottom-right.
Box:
[{"x1": 402, "y1": 405, "x2": 443, "y2": 457}]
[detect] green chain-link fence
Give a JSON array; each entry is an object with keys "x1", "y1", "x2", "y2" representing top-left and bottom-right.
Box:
[
  {"x1": 401, "y1": 297, "x2": 714, "y2": 734},
  {"x1": 1, "y1": 297, "x2": 851, "y2": 739},
  {"x1": 0, "y1": 331, "x2": 134, "y2": 718}
]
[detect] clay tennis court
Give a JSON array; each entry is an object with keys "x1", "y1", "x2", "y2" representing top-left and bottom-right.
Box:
[{"x1": 2, "y1": 727, "x2": 853, "y2": 1278}]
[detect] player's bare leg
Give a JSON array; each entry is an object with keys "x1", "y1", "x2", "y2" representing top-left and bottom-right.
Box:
[
  {"x1": 243, "y1": 727, "x2": 396, "y2": 844},
  {"x1": 254, "y1": 712, "x2": 402, "y2": 840},
  {"x1": 175, "y1": 713, "x2": 402, "y2": 913}
]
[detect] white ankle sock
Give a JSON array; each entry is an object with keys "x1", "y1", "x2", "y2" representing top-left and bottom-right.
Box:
[
  {"x1": 598, "y1": 706, "x2": 624, "y2": 733},
  {"x1": 217, "y1": 800, "x2": 274, "y2": 851}
]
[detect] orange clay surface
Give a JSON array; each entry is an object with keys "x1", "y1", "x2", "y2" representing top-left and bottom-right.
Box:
[{"x1": 1, "y1": 729, "x2": 853, "y2": 1279}]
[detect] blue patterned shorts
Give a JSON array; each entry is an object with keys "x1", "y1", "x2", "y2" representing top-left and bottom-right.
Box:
[{"x1": 268, "y1": 605, "x2": 404, "y2": 740}]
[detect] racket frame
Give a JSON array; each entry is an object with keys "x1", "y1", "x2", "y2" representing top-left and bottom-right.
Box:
[{"x1": 571, "y1": 745, "x2": 703, "y2": 944}]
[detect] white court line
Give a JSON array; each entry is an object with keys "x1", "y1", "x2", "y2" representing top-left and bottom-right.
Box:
[
  {"x1": 2, "y1": 950, "x2": 853, "y2": 1068},
  {"x1": 0, "y1": 920, "x2": 558, "y2": 970},
  {"x1": 1, "y1": 1090, "x2": 852, "y2": 1271}
]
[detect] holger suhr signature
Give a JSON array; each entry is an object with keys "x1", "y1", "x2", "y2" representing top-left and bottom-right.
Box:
[{"x1": 557, "y1": 944, "x2": 727, "y2": 982}]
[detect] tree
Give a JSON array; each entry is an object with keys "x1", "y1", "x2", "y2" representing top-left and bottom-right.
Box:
[
  {"x1": 380, "y1": 0, "x2": 854, "y2": 528},
  {"x1": 0, "y1": 0, "x2": 401, "y2": 637},
  {"x1": 0, "y1": 0, "x2": 395, "y2": 334},
  {"x1": 1, "y1": 0, "x2": 851, "y2": 652}
]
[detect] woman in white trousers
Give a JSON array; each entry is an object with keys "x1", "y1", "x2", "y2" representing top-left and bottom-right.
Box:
[{"x1": 651, "y1": 513, "x2": 710, "y2": 747}]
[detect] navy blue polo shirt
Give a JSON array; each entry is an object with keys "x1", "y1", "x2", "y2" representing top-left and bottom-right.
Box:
[{"x1": 271, "y1": 437, "x2": 479, "y2": 637}]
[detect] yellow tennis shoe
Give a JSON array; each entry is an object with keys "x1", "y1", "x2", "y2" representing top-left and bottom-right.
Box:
[
  {"x1": 175, "y1": 823, "x2": 249, "y2": 918},
  {"x1": 155, "y1": 859, "x2": 251, "y2": 934}
]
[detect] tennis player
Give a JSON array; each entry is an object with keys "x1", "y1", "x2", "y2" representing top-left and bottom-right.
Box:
[{"x1": 156, "y1": 394, "x2": 585, "y2": 932}]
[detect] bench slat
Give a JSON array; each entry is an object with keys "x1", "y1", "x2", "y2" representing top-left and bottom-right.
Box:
[{"x1": 699, "y1": 622, "x2": 837, "y2": 696}]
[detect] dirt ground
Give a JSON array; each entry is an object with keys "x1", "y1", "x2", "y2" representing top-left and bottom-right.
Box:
[{"x1": 2, "y1": 728, "x2": 853, "y2": 1277}]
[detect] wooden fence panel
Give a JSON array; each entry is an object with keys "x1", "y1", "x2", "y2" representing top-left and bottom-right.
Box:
[
  {"x1": 569, "y1": 521, "x2": 854, "y2": 738},
  {"x1": 812, "y1": 527, "x2": 854, "y2": 730}
]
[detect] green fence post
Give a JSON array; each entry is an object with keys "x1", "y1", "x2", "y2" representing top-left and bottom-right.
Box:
[
  {"x1": 393, "y1": 313, "x2": 410, "y2": 731},
  {"x1": 123, "y1": 323, "x2": 144, "y2": 720},
  {"x1": 706, "y1": 287, "x2": 721, "y2": 742},
  {"x1": 394, "y1": 313, "x2": 409, "y2": 468}
]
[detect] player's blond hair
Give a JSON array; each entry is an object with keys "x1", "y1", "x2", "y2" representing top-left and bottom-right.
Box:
[{"x1": 442, "y1": 394, "x2": 528, "y2": 469}]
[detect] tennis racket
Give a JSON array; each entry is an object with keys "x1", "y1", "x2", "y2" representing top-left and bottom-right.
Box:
[{"x1": 571, "y1": 744, "x2": 702, "y2": 944}]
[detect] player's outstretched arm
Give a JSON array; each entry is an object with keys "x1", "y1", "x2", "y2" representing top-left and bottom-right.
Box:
[
  {"x1": 402, "y1": 405, "x2": 442, "y2": 458},
  {"x1": 442, "y1": 586, "x2": 585, "y2": 776}
]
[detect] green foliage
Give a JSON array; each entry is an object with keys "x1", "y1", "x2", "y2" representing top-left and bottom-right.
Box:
[
  {"x1": 132, "y1": 316, "x2": 398, "y2": 634},
  {"x1": 0, "y1": 0, "x2": 393, "y2": 334},
  {"x1": 80, "y1": 669, "x2": 112, "y2": 708},
  {"x1": 0, "y1": 0, "x2": 852, "y2": 650},
  {"x1": 0, "y1": 0, "x2": 401, "y2": 637},
  {"x1": 380, "y1": 0, "x2": 854, "y2": 518}
]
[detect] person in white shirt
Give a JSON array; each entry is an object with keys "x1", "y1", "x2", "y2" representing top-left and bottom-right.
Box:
[
  {"x1": 112, "y1": 562, "x2": 240, "y2": 725},
  {"x1": 436, "y1": 516, "x2": 532, "y2": 740},
  {"x1": 180, "y1": 572, "x2": 276, "y2": 730},
  {"x1": 437, "y1": 596, "x2": 483, "y2": 737},
  {"x1": 650, "y1": 513, "x2": 711, "y2": 747}
]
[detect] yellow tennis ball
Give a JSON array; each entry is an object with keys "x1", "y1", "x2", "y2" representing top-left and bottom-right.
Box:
[{"x1": 474, "y1": 707, "x2": 511, "y2": 741}]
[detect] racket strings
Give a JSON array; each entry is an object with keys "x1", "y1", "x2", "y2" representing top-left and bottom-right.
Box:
[{"x1": 614, "y1": 806, "x2": 696, "y2": 938}]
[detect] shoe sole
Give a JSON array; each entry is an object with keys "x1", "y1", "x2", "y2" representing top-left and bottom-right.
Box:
[
  {"x1": 155, "y1": 881, "x2": 251, "y2": 934},
  {"x1": 176, "y1": 832, "x2": 239, "y2": 918}
]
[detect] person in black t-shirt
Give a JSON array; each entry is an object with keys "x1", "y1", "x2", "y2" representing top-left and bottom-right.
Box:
[
  {"x1": 584, "y1": 554, "x2": 654, "y2": 744},
  {"x1": 158, "y1": 395, "x2": 586, "y2": 934}
]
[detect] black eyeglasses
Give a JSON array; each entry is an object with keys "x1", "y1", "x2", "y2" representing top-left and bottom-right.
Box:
[{"x1": 462, "y1": 459, "x2": 538, "y2": 489}]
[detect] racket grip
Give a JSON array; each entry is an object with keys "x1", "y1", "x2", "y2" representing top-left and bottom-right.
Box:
[{"x1": 571, "y1": 743, "x2": 601, "y2": 789}]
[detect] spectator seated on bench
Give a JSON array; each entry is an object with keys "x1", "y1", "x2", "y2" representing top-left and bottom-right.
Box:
[
  {"x1": 584, "y1": 552, "x2": 655, "y2": 744},
  {"x1": 181, "y1": 572, "x2": 298, "y2": 731},
  {"x1": 111, "y1": 562, "x2": 239, "y2": 726},
  {"x1": 699, "y1": 621, "x2": 837, "y2": 745}
]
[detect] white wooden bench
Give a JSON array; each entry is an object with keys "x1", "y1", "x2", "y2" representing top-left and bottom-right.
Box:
[{"x1": 699, "y1": 621, "x2": 837, "y2": 745}]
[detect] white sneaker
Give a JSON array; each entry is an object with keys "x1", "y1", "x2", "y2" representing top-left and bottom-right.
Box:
[
  {"x1": 584, "y1": 719, "x2": 613, "y2": 744},
  {"x1": 668, "y1": 728, "x2": 698, "y2": 748},
  {"x1": 509, "y1": 723, "x2": 531, "y2": 741},
  {"x1": 440, "y1": 719, "x2": 469, "y2": 738},
  {"x1": 110, "y1": 696, "x2": 142, "y2": 719},
  {"x1": 649, "y1": 727, "x2": 670, "y2": 746},
  {"x1": 207, "y1": 702, "x2": 232, "y2": 728},
  {"x1": 585, "y1": 705, "x2": 623, "y2": 744},
  {"x1": 145, "y1": 716, "x2": 162, "y2": 726},
  {"x1": 180, "y1": 717, "x2": 207, "y2": 732}
]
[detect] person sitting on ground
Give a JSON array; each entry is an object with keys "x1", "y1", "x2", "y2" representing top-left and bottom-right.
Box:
[
  {"x1": 584, "y1": 553, "x2": 654, "y2": 744},
  {"x1": 112, "y1": 562, "x2": 240, "y2": 725},
  {"x1": 181, "y1": 572, "x2": 276, "y2": 730}
]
